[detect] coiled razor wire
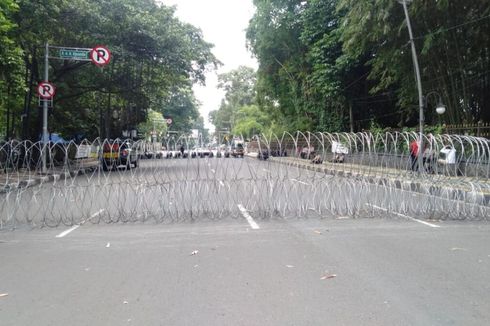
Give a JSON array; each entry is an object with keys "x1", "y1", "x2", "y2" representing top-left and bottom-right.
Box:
[{"x1": 0, "y1": 132, "x2": 489, "y2": 229}]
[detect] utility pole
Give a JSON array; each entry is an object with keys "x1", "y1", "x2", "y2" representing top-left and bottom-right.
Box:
[
  {"x1": 349, "y1": 100, "x2": 354, "y2": 133},
  {"x1": 398, "y1": 0, "x2": 425, "y2": 174}
]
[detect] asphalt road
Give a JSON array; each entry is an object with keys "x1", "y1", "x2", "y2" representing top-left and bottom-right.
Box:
[
  {"x1": 1, "y1": 218, "x2": 490, "y2": 326},
  {"x1": 1, "y1": 157, "x2": 490, "y2": 325}
]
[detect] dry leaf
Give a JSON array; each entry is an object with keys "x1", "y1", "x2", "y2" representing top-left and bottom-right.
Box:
[
  {"x1": 314, "y1": 230, "x2": 322, "y2": 235},
  {"x1": 0, "y1": 293, "x2": 8, "y2": 298},
  {"x1": 320, "y1": 274, "x2": 337, "y2": 280},
  {"x1": 190, "y1": 250, "x2": 199, "y2": 256},
  {"x1": 286, "y1": 265, "x2": 295, "y2": 268}
]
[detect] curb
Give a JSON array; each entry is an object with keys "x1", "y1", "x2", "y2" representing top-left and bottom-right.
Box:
[
  {"x1": 1, "y1": 165, "x2": 99, "y2": 194},
  {"x1": 267, "y1": 156, "x2": 490, "y2": 206}
]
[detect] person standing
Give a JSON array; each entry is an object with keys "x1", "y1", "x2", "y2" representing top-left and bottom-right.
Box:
[{"x1": 409, "y1": 139, "x2": 419, "y2": 171}]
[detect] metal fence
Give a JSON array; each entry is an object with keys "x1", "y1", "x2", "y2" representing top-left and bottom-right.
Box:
[
  {"x1": 444, "y1": 122, "x2": 490, "y2": 139},
  {"x1": 1, "y1": 132, "x2": 489, "y2": 229}
]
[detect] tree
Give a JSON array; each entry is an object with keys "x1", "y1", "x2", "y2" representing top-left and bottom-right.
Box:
[
  {"x1": 232, "y1": 105, "x2": 269, "y2": 138},
  {"x1": 0, "y1": 0, "x2": 219, "y2": 140}
]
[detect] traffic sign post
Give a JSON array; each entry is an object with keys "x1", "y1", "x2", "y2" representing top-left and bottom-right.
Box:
[
  {"x1": 41, "y1": 43, "x2": 50, "y2": 174},
  {"x1": 40, "y1": 43, "x2": 112, "y2": 172}
]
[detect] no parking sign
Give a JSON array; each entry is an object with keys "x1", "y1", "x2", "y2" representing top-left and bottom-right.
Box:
[
  {"x1": 90, "y1": 45, "x2": 111, "y2": 67},
  {"x1": 37, "y1": 81, "x2": 56, "y2": 99}
]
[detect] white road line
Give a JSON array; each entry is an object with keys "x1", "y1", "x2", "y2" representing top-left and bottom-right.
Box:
[
  {"x1": 366, "y1": 204, "x2": 441, "y2": 228},
  {"x1": 237, "y1": 204, "x2": 260, "y2": 230},
  {"x1": 291, "y1": 178, "x2": 311, "y2": 186},
  {"x1": 55, "y1": 209, "x2": 106, "y2": 238},
  {"x1": 83, "y1": 209, "x2": 106, "y2": 224},
  {"x1": 55, "y1": 225, "x2": 80, "y2": 238}
]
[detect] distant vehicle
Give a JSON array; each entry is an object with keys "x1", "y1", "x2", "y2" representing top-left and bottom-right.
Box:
[
  {"x1": 101, "y1": 140, "x2": 139, "y2": 171},
  {"x1": 230, "y1": 139, "x2": 245, "y2": 158},
  {"x1": 196, "y1": 147, "x2": 214, "y2": 158}
]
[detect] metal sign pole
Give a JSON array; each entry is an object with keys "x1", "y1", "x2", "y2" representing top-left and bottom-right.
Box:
[{"x1": 42, "y1": 42, "x2": 49, "y2": 174}]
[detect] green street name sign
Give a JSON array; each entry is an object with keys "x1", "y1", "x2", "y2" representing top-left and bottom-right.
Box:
[{"x1": 59, "y1": 49, "x2": 90, "y2": 60}]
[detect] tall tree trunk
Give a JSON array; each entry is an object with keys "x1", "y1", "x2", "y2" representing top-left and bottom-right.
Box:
[{"x1": 22, "y1": 52, "x2": 35, "y2": 140}]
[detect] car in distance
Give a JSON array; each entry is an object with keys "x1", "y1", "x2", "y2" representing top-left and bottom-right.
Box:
[
  {"x1": 196, "y1": 147, "x2": 214, "y2": 158},
  {"x1": 101, "y1": 140, "x2": 139, "y2": 171},
  {"x1": 231, "y1": 143, "x2": 245, "y2": 158}
]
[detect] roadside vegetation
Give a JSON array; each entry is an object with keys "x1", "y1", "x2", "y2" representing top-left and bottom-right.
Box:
[
  {"x1": 213, "y1": 0, "x2": 489, "y2": 136},
  {"x1": 0, "y1": 0, "x2": 219, "y2": 140}
]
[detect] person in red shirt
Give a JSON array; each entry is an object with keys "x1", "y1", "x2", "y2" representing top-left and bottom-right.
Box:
[{"x1": 409, "y1": 139, "x2": 419, "y2": 171}]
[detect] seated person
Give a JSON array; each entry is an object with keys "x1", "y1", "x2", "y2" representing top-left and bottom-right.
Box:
[
  {"x1": 333, "y1": 153, "x2": 345, "y2": 163},
  {"x1": 311, "y1": 154, "x2": 323, "y2": 164}
]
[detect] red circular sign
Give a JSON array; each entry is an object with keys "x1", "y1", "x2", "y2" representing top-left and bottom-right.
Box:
[
  {"x1": 90, "y1": 45, "x2": 111, "y2": 67},
  {"x1": 37, "y1": 82, "x2": 56, "y2": 99}
]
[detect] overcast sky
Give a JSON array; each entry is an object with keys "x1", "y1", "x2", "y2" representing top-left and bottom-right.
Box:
[{"x1": 159, "y1": 0, "x2": 258, "y2": 131}]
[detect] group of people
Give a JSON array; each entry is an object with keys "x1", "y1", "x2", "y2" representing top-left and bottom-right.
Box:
[
  {"x1": 410, "y1": 139, "x2": 437, "y2": 173},
  {"x1": 409, "y1": 139, "x2": 457, "y2": 174}
]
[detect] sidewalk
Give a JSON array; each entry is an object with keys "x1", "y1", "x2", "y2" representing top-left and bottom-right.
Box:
[
  {"x1": 0, "y1": 158, "x2": 99, "y2": 193},
  {"x1": 251, "y1": 154, "x2": 490, "y2": 206}
]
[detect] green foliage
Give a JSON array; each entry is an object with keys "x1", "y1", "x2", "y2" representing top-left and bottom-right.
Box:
[
  {"x1": 232, "y1": 105, "x2": 269, "y2": 138},
  {"x1": 136, "y1": 109, "x2": 166, "y2": 140},
  {"x1": 247, "y1": 0, "x2": 490, "y2": 133},
  {"x1": 0, "y1": 0, "x2": 219, "y2": 140}
]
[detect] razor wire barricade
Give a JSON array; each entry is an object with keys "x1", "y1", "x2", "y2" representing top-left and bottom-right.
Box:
[{"x1": 1, "y1": 132, "x2": 489, "y2": 229}]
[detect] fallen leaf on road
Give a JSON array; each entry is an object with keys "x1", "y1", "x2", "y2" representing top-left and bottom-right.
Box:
[
  {"x1": 106, "y1": 242, "x2": 111, "y2": 248},
  {"x1": 314, "y1": 230, "x2": 322, "y2": 235},
  {"x1": 286, "y1": 265, "x2": 295, "y2": 268},
  {"x1": 190, "y1": 250, "x2": 199, "y2": 256},
  {"x1": 123, "y1": 301, "x2": 129, "y2": 304},
  {"x1": 451, "y1": 247, "x2": 467, "y2": 251},
  {"x1": 320, "y1": 274, "x2": 337, "y2": 280},
  {"x1": 336, "y1": 216, "x2": 349, "y2": 220},
  {"x1": 0, "y1": 293, "x2": 8, "y2": 298}
]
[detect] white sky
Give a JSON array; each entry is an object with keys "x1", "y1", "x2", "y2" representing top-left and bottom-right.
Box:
[{"x1": 159, "y1": 0, "x2": 258, "y2": 131}]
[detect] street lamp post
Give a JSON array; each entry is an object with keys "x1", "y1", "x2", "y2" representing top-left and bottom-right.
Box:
[{"x1": 398, "y1": 0, "x2": 425, "y2": 173}]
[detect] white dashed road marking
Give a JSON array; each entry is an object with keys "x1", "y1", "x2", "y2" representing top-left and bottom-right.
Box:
[
  {"x1": 366, "y1": 204, "x2": 441, "y2": 228},
  {"x1": 55, "y1": 209, "x2": 106, "y2": 238},
  {"x1": 237, "y1": 204, "x2": 260, "y2": 230}
]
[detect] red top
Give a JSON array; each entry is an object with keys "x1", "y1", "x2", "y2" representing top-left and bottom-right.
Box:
[{"x1": 410, "y1": 141, "x2": 419, "y2": 156}]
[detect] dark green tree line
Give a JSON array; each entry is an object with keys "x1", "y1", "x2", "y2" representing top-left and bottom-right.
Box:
[
  {"x1": 246, "y1": 0, "x2": 490, "y2": 132},
  {"x1": 0, "y1": 0, "x2": 219, "y2": 140}
]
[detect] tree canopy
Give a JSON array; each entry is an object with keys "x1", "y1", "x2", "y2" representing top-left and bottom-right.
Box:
[
  {"x1": 0, "y1": 0, "x2": 219, "y2": 140},
  {"x1": 246, "y1": 0, "x2": 490, "y2": 132}
]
